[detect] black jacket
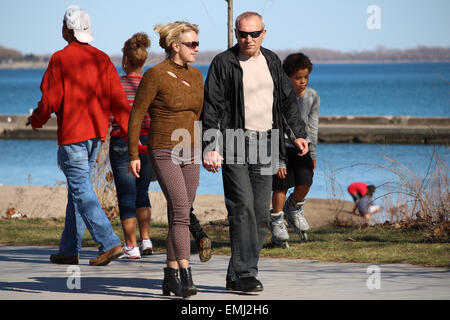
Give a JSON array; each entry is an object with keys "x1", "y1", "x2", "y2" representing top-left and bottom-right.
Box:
[{"x1": 202, "y1": 44, "x2": 308, "y2": 161}]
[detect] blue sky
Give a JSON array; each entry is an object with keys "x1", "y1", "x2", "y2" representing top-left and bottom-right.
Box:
[{"x1": 1, "y1": 0, "x2": 449, "y2": 55}]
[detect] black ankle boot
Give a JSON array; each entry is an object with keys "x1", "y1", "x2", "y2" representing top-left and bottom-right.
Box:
[
  {"x1": 162, "y1": 267, "x2": 183, "y2": 296},
  {"x1": 179, "y1": 267, "x2": 197, "y2": 297}
]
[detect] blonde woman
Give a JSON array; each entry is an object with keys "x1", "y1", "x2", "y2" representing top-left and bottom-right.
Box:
[{"x1": 128, "y1": 21, "x2": 203, "y2": 297}]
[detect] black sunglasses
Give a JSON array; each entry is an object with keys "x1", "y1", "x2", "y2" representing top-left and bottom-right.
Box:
[
  {"x1": 181, "y1": 41, "x2": 199, "y2": 49},
  {"x1": 236, "y1": 29, "x2": 264, "y2": 39}
]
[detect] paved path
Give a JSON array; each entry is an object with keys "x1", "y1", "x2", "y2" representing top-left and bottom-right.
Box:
[{"x1": 0, "y1": 245, "x2": 449, "y2": 300}]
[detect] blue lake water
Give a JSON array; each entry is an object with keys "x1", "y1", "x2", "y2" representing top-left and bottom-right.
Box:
[
  {"x1": 0, "y1": 62, "x2": 449, "y2": 204},
  {"x1": 0, "y1": 139, "x2": 448, "y2": 204},
  {"x1": 0, "y1": 62, "x2": 449, "y2": 116}
]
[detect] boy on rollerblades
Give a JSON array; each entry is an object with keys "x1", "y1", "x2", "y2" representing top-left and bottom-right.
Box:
[{"x1": 269, "y1": 53, "x2": 320, "y2": 247}]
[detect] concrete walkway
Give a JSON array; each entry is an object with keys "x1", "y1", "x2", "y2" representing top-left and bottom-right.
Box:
[{"x1": 0, "y1": 245, "x2": 449, "y2": 301}]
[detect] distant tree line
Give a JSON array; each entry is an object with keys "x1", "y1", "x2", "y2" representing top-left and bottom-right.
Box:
[
  {"x1": 0, "y1": 45, "x2": 22, "y2": 62},
  {"x1": 1, "y1": 44, "x2": 449, "y2": 66},
  {"x1": 276, "y1": 46, "x2": 450, "y2": 63},
  {"x1": 112, "y1": 46, "x2": 450, "y2": 65},
  {"x1": 0, "y1": 45, "x2": 50, "y2": 64}
]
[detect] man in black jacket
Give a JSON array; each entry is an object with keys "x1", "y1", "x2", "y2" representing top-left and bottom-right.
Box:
[{"x1": 202, "y1": 11, "x2": 309, "y2": 293}]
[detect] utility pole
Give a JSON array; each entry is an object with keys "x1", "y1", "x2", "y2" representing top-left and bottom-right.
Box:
[{"x1": 226, "y1": 0, "x2": 233, "y2": 48}]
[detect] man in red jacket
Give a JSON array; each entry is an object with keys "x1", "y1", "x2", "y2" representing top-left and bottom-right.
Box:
[{"x1": 28, "y1": 6, "x2": 130, "y2": 266}]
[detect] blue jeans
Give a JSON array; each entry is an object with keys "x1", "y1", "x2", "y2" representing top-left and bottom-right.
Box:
[
  {"x1": 109, "y1": 136, "x2": 153, "y2": 220},
  {"x1": 57, "y1": 138, "x2": 121, "y2": 256}
]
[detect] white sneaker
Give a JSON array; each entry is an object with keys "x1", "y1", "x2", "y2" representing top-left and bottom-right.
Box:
[
  {"x1": 119, "y1": 244, "x2": 141, "y2": 259},
  {"x1": 140, "y1": 239, "x2": 153, "y2": 256}
]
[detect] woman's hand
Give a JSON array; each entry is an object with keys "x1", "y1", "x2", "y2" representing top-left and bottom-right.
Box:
[{"x1": 129, "y1": 159, "x2": 141, "y2": 178}]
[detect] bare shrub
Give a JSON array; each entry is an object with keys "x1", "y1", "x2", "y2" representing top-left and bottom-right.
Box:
[
  {"x1": 323, "y1": 164, "x2": 350, "y2": 223},
  {"x1": 92, "y1": 133, "x2": 118, "y2": 220},
  {"x1": 91, "y1": 134, "x2": 166, "y2": 223},
  {"x1": 380, "y1": 148, "x2": 449, "y2": 241},
  {"x1": 381, "y1": 147, "x2": 449, "y2": 222},
  {"x1": 324, "y1": 144, "x2": 449, "y2": 241},
  {"x1": 148, "y1": 191, "x2": 168, "y2": 223}
]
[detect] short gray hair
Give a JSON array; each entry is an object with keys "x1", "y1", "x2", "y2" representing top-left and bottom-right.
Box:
[{"x1": 235, "y1": 11, "x2": 265, "y2": 30}]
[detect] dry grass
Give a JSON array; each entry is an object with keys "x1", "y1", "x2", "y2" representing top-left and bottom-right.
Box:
[{"x1": 377, "y1": 146, "x2": 449, "y2": 242}]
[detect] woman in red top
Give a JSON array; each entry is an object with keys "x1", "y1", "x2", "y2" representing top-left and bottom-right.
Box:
[{"x1": 109, "y1": 33, "x2": 154, "y2": 259}]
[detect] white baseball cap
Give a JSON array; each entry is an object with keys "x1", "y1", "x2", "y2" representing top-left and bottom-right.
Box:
[{"x1": 64, "y1": 5, "x2": 94, "y2": 43}]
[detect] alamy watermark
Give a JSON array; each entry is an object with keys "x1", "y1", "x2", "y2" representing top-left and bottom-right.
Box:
[
  {"x1": 367, "y1": 5, "x2": 381, "y2": 30},
  {"x1": 170, "y1": 121, "x2": 282, "y2": 175},
  {"x1": 366, "y1": 265, "x2": 381, "y2": 290},
  {"x1": 66, "y1": 265, "x2": 81, "y2": 290}
]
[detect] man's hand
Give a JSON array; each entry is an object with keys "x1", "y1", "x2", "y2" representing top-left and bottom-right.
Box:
[
  {"x1": 293, "y1": 138, "x2": 309, "y2": 157},
  {"x1": 202, "y1": 151, "x2": 224, "y2": 173},
  {"x1": 129, "y1": 159, "x2": 141, "y2": 178},
  {"x1": 26, "y1": 115, "x2": 38, "y2": 131},
  {"x1": 277, "y1": 168, "x2": 287, "y2": 179},
  {"x1": 312, "y1": 159, "x2": 316, "y2": 171}
]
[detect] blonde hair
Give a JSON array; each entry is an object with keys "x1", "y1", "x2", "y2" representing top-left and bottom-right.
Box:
[
  {"x1": 122, "y1": 32, "x2": 150, "y2": 68},
  {"x1": 154, "y1": 21, "x2": 199, "y2": 54}
]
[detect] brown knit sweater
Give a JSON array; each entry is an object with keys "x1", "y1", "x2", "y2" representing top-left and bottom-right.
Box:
[{"x1": 128, "y1": 59, "x2": 204, "y2": 161}]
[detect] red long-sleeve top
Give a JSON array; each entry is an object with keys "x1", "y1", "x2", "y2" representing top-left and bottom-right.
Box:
[
  {"x1": 31, "y1": 41, "x2": 130, "y2": 145},
  {"x1": 347, "y1": 182, "x2": 368, "y2": 196}
]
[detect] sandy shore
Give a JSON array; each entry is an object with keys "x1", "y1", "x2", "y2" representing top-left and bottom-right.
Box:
[{"x1": 0, "y1": 185, "x2": 360, "y2": 227}]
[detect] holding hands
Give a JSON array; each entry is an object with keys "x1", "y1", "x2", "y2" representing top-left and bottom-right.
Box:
[{"x1": 203, "y1": 150, "x2": 224, "y2": 173}]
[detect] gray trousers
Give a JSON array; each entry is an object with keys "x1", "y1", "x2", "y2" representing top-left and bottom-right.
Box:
[{"x1": 222, "y1": 133, "x2": 274, "y2": 281}]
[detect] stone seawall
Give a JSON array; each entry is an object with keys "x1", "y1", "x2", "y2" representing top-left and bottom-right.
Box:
[
  {"x1": 0, "y1": 114, "x2": 448, "y2": 144},
  {"x1": 317, "y1": 116, "x2": 449, "y2": 144}
]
